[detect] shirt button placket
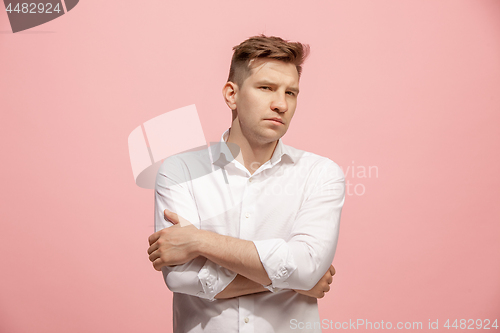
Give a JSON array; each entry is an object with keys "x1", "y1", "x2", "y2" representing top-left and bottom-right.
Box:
[{"x1": 239, "y1": 297, "x2": 254, "y2": 333}]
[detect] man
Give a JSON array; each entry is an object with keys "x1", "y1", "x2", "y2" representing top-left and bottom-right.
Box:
[{"x1": 147, "y1": 35, "x2": 345, "y2": 333}]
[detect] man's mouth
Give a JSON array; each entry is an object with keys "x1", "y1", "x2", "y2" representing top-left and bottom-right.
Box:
[{"x1": 265, "y1": 118, "x2": 284, "y2": 124}]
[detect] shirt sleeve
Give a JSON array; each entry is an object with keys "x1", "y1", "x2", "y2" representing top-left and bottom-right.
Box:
[
  {"x1": 253, "y1": 160, "x2": 345, "y2": 291},
  {"x1": 155, "y1": 156, "x2": 237, "y2": 300}
]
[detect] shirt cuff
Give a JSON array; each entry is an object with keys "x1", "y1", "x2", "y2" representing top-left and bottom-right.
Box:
[
  {"x1": 263, "y1": 283, "x2": 283, "y2": 293},
  {"x1": 197, "y1": 260, "x2": 237, "y2": 301},
  {"x1": 253, "y1": 239, "x2": 297, "y2": 289}
]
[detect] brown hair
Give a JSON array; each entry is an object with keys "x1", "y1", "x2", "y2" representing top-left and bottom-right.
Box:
[{"x1": 227, "y1": 35, "x2": 310, "y2": 87}]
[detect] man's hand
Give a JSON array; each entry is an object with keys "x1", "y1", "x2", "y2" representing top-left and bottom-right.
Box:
[
  {"x1": 147, "y1": 209, "x2": 200, "y2": 270},
  {"x1": 294, "y1": 265, "x2": 335, "y2": 299}
]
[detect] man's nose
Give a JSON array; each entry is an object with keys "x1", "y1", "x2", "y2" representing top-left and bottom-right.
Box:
[{"x1": 271, "y1": 92, "x2": 288, "y2": 113}]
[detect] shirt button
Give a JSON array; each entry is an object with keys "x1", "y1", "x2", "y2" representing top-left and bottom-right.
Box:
[
  {"x1": 249, "y1": 178, "x2": 253, "y2": 182},
  {"x1": 244, "y1": 318, "x2": 249, "y2": 323},
  {"x1": 245, "y1": 213, "x2": 250, "y2": 218}
]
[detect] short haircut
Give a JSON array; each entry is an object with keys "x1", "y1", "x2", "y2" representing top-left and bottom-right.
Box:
[{"x1": 227, "y1": 35, "x2": 310, "y2": 87}]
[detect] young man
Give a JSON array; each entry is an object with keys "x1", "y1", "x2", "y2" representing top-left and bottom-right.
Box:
[{"x1": 148, "y1": 35, "x2": 345, "y2": 333}]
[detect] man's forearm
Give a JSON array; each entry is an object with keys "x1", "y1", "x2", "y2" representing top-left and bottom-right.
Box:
[
  {"x1": 197, "y1": 229, "x2": 272, "y2": 286},
  {"x1": 215, "y1": 274, "x2": 268, "y2": 299},
  {"x1": 149, "y1": 210, "x2": 271, "y2": 285},
  {"x1": 215, "y1": 265, "x2": 336, "y2": 300}
]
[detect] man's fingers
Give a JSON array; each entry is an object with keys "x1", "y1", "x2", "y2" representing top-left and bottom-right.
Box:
[
  {"x1": 147, "y1": 242, "x2": 159, "y2": 255},
  {"x1": 149, "y1": 250, "x2": 161, "y2": 263},
  {"x1": 164, "y1": 209, "x2": 194, "y2": 227},
  {"x1": 152, "y1": 258, "x2": 164, "y2": 271},
  {"x1": 329, "y1": 265, "x2": 336, "y2": 276},
  {"x1": 164, "y1": 209, "x2": 180, "y2": 225},
  {"x1": 148, "y1": 232, "x2": 160, "y2": 246}
]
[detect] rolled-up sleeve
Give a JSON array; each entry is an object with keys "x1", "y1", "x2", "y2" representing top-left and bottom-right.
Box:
[
  {"x1": 155, "y1": 156, "x2": 237, "y2": 300},
  {"x1": 253, "y1": 160, "x2": 345, "y2": 290}
]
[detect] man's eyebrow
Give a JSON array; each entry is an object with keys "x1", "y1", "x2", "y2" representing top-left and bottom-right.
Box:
[{"x1": 255, "y1": 80, "x2": 300, "y2": 93}]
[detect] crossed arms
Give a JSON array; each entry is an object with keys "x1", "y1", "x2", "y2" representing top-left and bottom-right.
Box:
[
  {"x1": 148, "y1": 209, "x2": 337, "y2": 299},
  {"x1": 147, "y1": 156, "x2": 345, "y2": 300}
]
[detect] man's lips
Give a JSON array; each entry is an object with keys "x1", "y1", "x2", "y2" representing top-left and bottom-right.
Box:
[{"x1": 265, "y1": 118, "x2": 284, "y2": 124}]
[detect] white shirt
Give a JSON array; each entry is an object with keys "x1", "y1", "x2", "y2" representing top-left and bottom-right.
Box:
[{"x1": 154, "y1": 129, "x2": 345, "y2": 333}]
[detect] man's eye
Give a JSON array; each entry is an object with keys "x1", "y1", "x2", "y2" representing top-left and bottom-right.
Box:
[
  {"x1": 260, "y1": 86, "x2": 271, "y2": 90},
  {"x1": 286, "y1": 91, "x2": 296, "y2": 96}
]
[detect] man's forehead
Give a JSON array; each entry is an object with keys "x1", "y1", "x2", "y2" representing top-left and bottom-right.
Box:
[{"x1": 248, "y1": 58, "x2": 299, "y2": 82}]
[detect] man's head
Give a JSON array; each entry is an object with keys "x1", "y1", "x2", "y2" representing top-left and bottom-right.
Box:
[
  {"x1": 223, "y1": 35, "x2": 309, "y2": 147},
  {"x1": 227, "y1": 35, "x2": 310, "y2": 88}
]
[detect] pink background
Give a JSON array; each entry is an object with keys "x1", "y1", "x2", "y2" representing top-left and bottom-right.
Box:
[{"x1": 1, "y1": 0, "x2": 499, "y2": 332}]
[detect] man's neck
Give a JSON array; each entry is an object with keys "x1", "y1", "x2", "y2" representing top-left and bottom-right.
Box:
[{"x1": 226, "y1": 127, "x2": 278, "y2": 175}]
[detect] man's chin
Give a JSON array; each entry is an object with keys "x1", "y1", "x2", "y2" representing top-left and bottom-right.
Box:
[{"x1": 260, "y1": 130, "x2": 286, "y2": 144}]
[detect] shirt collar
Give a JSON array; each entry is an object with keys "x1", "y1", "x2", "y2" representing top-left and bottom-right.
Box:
[{"x1": 211, "y1": 128, "x2": 295, "y2": 167}]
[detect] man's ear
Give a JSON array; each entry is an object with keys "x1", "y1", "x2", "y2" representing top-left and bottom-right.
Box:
[{"x1": 222, "y1": 81, "x2": 238, "y2": 111}]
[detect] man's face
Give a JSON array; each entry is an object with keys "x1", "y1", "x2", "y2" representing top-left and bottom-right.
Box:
[{"x1": 233, "y1": 58, "x2": 300, "y2": 145}]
